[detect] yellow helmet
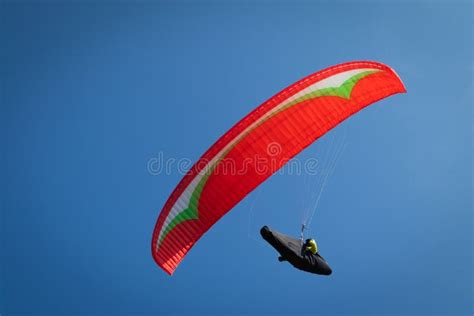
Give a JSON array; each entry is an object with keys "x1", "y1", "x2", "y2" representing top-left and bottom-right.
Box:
[{"x1": 305, "y1": 239, "x2": 318, "y2": 254}]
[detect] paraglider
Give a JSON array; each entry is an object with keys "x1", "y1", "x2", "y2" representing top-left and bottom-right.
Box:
[
  {"x1": 151, "y1": 60, "x2": 406, "y2": 275},
  {"x1": 260, "y1": 226, "x2": 332, "y2": 275}
]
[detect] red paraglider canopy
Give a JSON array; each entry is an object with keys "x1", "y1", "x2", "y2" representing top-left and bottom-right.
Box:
[{"x1": 152, "y1": 61, "x2": 406, "y2": 275}]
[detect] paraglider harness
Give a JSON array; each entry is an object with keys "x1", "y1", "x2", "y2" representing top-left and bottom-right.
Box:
[{"x1": 260, "y1": 225, "x2": 332, "y2": 275}]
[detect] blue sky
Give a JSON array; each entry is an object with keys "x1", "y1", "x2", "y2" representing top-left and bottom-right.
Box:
[{"x1": 2, "y1": 1, "x2": 472, "y2": 315}]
